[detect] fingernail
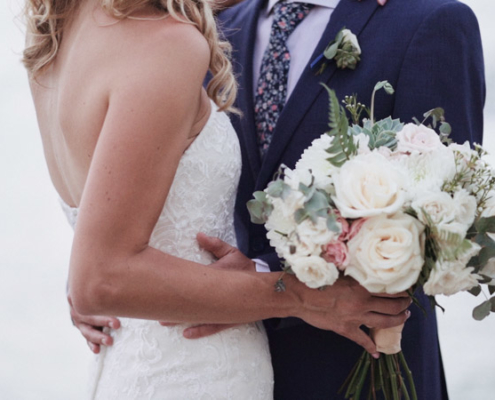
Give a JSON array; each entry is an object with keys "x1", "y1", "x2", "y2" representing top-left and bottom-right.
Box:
[
  {"x1": 372, "y1": 353, "x2": 380, "y2": 359},
  {"x1": 406, "y1": 310, "x2": 411, "y2": 319},
  {"x1": 183, "y1": 329, "x2": 192, "y2": 339},
  {"x1": 109, "y1": 321, "x2": 116, "y2": 329},
  {"x1": 102, "y1": 338, "x2": 109, "y2": 345}
]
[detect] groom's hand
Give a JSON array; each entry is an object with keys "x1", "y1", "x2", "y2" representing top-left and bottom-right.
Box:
[
  {"x1": 68, "y1": 295, "x2": 121, "y2": 354},
  {"x1": 162, "y1": 233, "x2": 255, "y2": 339}
]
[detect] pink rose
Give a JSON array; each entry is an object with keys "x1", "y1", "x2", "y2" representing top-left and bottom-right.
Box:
[
  {"x1": 323, "y1": 241, "x2": 349, "y2": 270},
  {"x1": 337, "y1": 214, "x2": 350, "y2": 241},
  {"x1": 347, "y1": 218, "x2": 367, "y2": 241}
]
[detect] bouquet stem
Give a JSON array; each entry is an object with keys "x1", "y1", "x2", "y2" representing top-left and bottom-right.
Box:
[{"x1": 340, "y1": 325, "x2": 417, "y2": 400}]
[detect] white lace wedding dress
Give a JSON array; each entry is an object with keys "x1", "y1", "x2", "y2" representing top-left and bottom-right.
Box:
[{"x1": 61, "y1": 100, "x2": 274, "y2": 399}]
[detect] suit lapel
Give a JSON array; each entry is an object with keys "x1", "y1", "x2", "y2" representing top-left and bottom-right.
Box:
[
  {"x1": 234, "y1": 0, "x2": 266, "y2": 180},
  {"x1": 256, "y1": 0, "x2": 379, "y2": 189}
]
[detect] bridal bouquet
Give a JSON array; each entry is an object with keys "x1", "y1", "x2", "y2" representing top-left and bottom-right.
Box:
[{"x1": 248, "y1": 82, "x2": 495, "y2": 399}]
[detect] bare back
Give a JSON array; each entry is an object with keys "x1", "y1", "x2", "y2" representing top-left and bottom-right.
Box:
[{"x1": 30, "y1": 1, "x2": 211, "y2": 207}]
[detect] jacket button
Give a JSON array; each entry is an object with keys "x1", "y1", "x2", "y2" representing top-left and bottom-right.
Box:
[{"x1": 251, "y1": 237, "x2": 265, "y2": 253}]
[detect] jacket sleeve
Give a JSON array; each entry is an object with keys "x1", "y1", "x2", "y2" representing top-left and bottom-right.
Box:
[{"x1": 393, "y1": 1, "x2": 485, "y2": 145}]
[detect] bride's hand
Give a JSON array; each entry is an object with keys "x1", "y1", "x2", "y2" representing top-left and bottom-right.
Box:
[
  {"x1": 68, "y1": 294, "x2": 121, "y2": 354},
  {"x1": 158, "y1": 233, "x2": 255, "y2": 338}
]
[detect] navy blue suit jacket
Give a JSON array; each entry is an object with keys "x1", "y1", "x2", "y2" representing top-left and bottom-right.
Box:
[{"x1": 218, "y1": 0, "x2": 485, "y2": 398}]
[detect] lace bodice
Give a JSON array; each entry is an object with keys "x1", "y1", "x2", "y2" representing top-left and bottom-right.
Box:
[{"x1": 61, "y1": 101, "x2": 273, "y2": 400}]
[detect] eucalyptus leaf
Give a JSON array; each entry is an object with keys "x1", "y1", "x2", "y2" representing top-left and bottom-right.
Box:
[
  {"x1": 490, "y1": 285, "x2": 495, "y2": 296},
  {"x1": 475, "y1": 216, "x2": 495, "y2": 234},
  {"x1": 439, "y1": 122, "x2": 452, "y2": 135},
  {"x1": 327, "y1": 213, "x2": 341, "y2": 233},
  {"x1": 491, "y1": 297, "x2": 495, "y2": 312},
  {"x1": 268, "y1": 180, "x2": 292, "y2": 200},
  {"x1": 474, "y1": 233, "x2": 495, "y2": 247},
  {"x1": 473, "y1": 299, "x2": 492, "y2": 321},
  {"x1": 324, "y1": 42, "x2": 339, "y2": 60},
  {"x1": 294, "y1": 208, "x2": 308, "y2": 224},
  {"x1": 247, "y1": 200, "x2": 265, "y2": 224},
  {"x1": 468, "y1": 285, "x2": 482, "y2": 297}
]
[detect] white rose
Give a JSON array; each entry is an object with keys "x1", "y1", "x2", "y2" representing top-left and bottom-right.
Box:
[
  {"x1": 296, "y1": 134, "x2": 336, "y2": 192},
  {"x1": 396, "y1": 123, "x2": 443, "y2": 154},
  {"x1": 411, "y1": 191, "x2": 456, "y2": 226},
  {"x1": 332, "y1": 152, "x2": 406, "y2": 218},
  {"x1": 424, "y1": 260, "x2": 480, "y2": 296},
  {"x1": 341, "y1": 29, "x2": 361, "y2": 54},
  {"x1": 453, "y1": 189, "x2": 477, "y2": 227},
  {"x1": 288, "y1": 255, "x2": 339, "y2": 289},
  {"x1": 346, "y1": 213, "x2": 425, "y2": 294}
]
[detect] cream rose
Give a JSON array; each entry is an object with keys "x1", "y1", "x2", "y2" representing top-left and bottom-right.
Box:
[
  {"x1": 424, "y1": 260, "x2": 480, "y2": 296},
  {"x1": 288, "y1": 255, "x2": 339, "y2": 289},
  {"x1": 346, "y1": 213, "x2": 425, "y2": 294},
  {"x1": 411, "y1": 191, "x2": 456, "y2": 226},
  {"x1": 332, "y1": 152, "x2": 406, "y2": 219},
  {"x1": 396, "y1": 123, "x2": 443, "y2": 154},
  {"x1": 453, "y1": 189, "x2": 477, "y2": 228},
  {"x1": 341, "y1": 29, "x2": 361, "y2": 54}
]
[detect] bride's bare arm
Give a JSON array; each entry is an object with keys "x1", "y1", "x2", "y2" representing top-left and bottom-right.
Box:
[{"x1": 69, "y1": 22, "x2": 293, "y2": 323}]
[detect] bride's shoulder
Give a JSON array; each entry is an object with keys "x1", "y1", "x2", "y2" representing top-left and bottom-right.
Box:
[{"x1": 102, "y1": 16, "x2": 210, "y2": 94}]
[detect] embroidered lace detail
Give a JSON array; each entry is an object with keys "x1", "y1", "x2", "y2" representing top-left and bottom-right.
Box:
[{"x1": 61, "y1": 101, "x2": 274, "y2": 399}]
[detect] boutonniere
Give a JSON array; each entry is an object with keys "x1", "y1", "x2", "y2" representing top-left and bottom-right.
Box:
[{"x1": 310, "y1": 27, "x2": 361, "y2": 75}]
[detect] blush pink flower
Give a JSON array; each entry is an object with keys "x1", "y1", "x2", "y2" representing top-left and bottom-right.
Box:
[
  {"x1": 337, "y1": 214, "x2": 350, "y2": 241},
  {"x1": 347, "y1": 218, "x2": 367, "y2": 241},
  {"x1": 323, "y1": 241, "x2": 350, "y2": 270}
]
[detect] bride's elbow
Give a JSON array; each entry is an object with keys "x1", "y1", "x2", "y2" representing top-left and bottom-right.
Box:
[{"x1": 69, "y1": 257, "x2": 119, "y2": 316}]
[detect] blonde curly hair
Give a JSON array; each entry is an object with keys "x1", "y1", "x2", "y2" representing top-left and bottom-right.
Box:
[{"x1": 23, "y1": 0, "x2": 237, "y2": 112}]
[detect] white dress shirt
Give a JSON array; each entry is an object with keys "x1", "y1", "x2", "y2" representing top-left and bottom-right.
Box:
[
  {"x1": 253, "y1": 0, "x2": 341, "y2": 101},
  {"x1": 253, "y1": 0, "x2": 340, "y2": 273}
]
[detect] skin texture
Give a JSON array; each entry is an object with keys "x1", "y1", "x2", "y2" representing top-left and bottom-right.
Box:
[{"x1": 53, "y1": 0, "x2": 407, "y2": 356}]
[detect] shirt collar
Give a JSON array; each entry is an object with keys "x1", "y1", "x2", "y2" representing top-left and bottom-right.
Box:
[{"x1": 266, "y1": 0, "x2": 341, "y2": 14}]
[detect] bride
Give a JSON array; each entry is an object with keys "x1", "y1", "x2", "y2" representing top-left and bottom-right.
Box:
[{"x1": 23, "y1": 0, "x2": 411, "y2": 398}]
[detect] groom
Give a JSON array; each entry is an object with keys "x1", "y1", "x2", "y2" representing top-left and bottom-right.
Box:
[{"x1": 209, "y1": 0, "x2": 485, "y2": 398}]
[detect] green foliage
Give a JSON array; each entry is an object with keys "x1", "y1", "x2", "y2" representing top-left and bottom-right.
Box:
[
  {"x1": 321, "y1": 83, "x2": 357, "y2": 167},
  {"x1": 473, "y1": 297, "x2": 495, "y2": 321},
  {"x1": 475, "y1": 216, "x2": 495, "y2": 234},
  {"x1": 373, "y1": 81, "x2": 395, "y2": 95},
  {"x1": 349, "y1": 117, "x2": 402, "y2": 150},
  {"x1": 247, "y1": 191, "x2": 273, "y2": 224},
  {"x1": 341, "y1": 94, "x2": 369, "y2": 125},
  {"x1": 266, "y1": 179, "x2": 292, "y2": 200}
]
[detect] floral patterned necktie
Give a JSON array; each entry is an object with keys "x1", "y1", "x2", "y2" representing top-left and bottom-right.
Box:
[{"x1": 255, "y1": 1, "x2": 314, "y2": 157}]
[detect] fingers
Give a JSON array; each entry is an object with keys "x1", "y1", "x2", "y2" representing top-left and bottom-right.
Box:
[
  {"x1": 197, "y1": 233, "x2": 235, "y2": 259},
  {"x1": 72, "y1": 313, "x2": 121, "y2": 330},
  {"x1": 348, "y1": 328, "x2": 378, "y2": 358},
  {"x1": 87, "y1": 341, "x2": 101, "y2": 354},
  {"x1": 364, "y1": 309, "x2": 411, "y2": 330},
  {"x1": 79, "y1": 323, "x2": 114, "y2": 346},
  {"x1": 367, "y1": 296, "x2": 412, "y2": 316},
  {"x1": 183, "y1": 324, "x2": 238, "y2": 339}
]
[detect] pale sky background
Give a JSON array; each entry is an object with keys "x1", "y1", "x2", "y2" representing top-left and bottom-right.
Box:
[{"x1": 0, "y1": 0, "x2": 494, "y2": 399}]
